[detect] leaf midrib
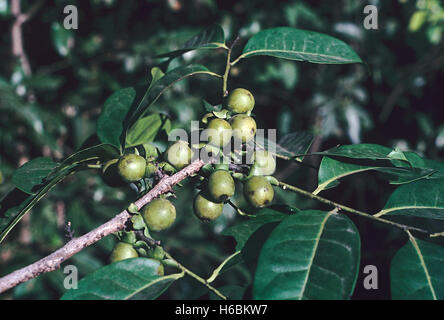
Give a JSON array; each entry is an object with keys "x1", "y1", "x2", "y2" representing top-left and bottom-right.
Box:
[
  {"x1": 238, "y1": 48, "x2": 360, "y2": 63},
  {"x1": 408, "y1": 233, "x2": 437, "y2": 300},
  {"x1": 298, "y1": 211, "x2": 334, "y2": 299},
  {"x1": 376, "y1": 206, "x2": 444, "y2": 217}
]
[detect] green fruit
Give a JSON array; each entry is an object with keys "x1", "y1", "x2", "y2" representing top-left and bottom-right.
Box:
[
  {"x1": 230, "y1": 115, "x2": 257, "y2": 143},
  {"x1": 208, "y1": 170, "x2": 235, "y2": 202},
  {"x1": 102, "y1": 159, "x2": 126, "y2": 187},
  {"x1": 142, "y1": 198, "x2": 176, "y2": 231},
  {"x1": 227, "y1": 88, "x2": 255, "y2": 114},
  {"x1": 207, "y1": 118, "x2": 232, "y2": 147},
  {"x1": 243, "y1": 176, "x2": 274, "y2": 208},
  {"x1": 253, "y1": 150, "x2": 276, "y2": 175},
  {"x1": 165, "y1": 141, "x2": 193, "y2": 170},
  {"x1": 117, "y1": 154, "x2": 147, "y2": 182},
  {"x1": 193, "y1": 192, "x2": 224, "y2": 221},
  {"x1": 110, "y1": 242, "x2": 139, "y2": 263}
]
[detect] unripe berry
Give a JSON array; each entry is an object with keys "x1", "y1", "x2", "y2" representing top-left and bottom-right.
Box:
[
  {"x1": 206, "y1": 118, "x2": 232, "y2": 147},
  {"x1": 208, "y1": 170, "x2": 235, "y2": 202},
  {"x1": 117, "y1": 154, "x2": 147, "y2": 182},
  {"x1": 165, "y1": 141, "x2": 193, "y2": 170},
  {"x1": 110, "y1": 242, "x2": 139, "y2": 263},
  {"x1": 142, "y1": 198, "x2": 176, "y2": 231},
  {"x1": 230, "y1": 115, "x2": 257, "y2": 143},
  {"x1": 227, "y1": 88, "x2": 255, "y2": 114},
  {"x1": 193, "y1": 192, "x2": 224, "y2": 222},
  {"x1": 243, "y1": 176, "x2": 274, "y2": 208}
]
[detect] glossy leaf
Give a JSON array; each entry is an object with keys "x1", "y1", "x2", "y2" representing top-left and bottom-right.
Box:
[
  {"x1": 157, "y1": 24, "x2": 226, "y2": 58},
  {"x1": 253, "y1": 210, "x2": 360, "y2": 300},
  {"x1": 97, "y1": 87, "x2": 137, "y2": 150},
  {"x1": 125, "y1": 113, "x2": 171, "y2": 148},
  {"x1": 314, "y1": 156, "x2": 437, "y2": 194},
  {"x1": 12, "y1": 157, "x2": 59, "y2": 194},
  {"x1": 61, "y1": 258, "x2": 183, "y2": 300},
  {"x1": 375, "y1": 179, "x2": 444, "y2": 219},
  {"x1": 391, "y1": 236, "x2": 444, "y2": 299},
  {"x1": 235, "y1": 27, "x2": 362, "y2": 65}
]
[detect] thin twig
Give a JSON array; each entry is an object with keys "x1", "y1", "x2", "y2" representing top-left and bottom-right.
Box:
[
  {"x1": 0, "y1": 159, "x2": 206, "y2": 294},
  {"x1": 222, "y1": 35, "x2": 240, "y2": 97}
]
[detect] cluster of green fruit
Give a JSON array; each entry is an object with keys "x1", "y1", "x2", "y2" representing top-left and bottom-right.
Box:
[
  {"x1": 195, "y1": 88, "x2": 276, "y2": 221},
  {"x1": 106, "y1": 88, "x2": 277, "y2": 264}
]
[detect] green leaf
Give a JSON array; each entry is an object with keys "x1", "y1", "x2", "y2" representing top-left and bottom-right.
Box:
[
  {"x1": 314, "y1": 156, "x2": 437, "y2": 195},
  {"x1": 234, "y1": 27, "x2": 362, "y2": 65},
  {"x1": 254, "y1": 131, "x2": 314, "y2": 162},
  {"x1": 222, "y1": 208, "x2": 289, "y2": 251},
  {"x1": 97, "y1": 87, "x2": 137, "y2": 150},
  {"x1": 157, "y1": 24, "x2": 226, "y2": 58},
  {"x1": 253, "y1": 210, "x2": 360, "y2": 300},
  {"x1": 51, "y1": 22, "x2": 74, "y2": 57},
  {"x1": 61, "y1": 258, "x2": 183, "y2": 300},
  {"x1": 124, "y1": 64, "x2": 221, "y2": 137},
  {"x1": 391, "y1": 235, "x2": 444, "y2": 299},
  {"x1": 375, "y1": 179, "x2": 444, "y2": 219},
  {"x1": 125, "y1": 113, "x2": 171, "y2": 148},
  {"x1": 12, "y1": 157, "x2": 59, "y2": 194}
]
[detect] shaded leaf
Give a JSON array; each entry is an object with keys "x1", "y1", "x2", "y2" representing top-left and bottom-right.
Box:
[
  {"x1": 157, "y1": 24, "x2": 226, "y2": 58},
  {"x1": 12, "y1": 157, "x2": 59, "y2": 194},
  {"x1": 253, "y1": 210, "x2": 360, "y2": 300},
  {"x1": 48, "y1": 144, "x2": 120, "y2": 179},
  {"x1": 391, "y1": 235, "x2": 444, "y2": 299},
  {"x1": 97, "y1": 87, "x2": 137, "y2": 150},
  {"x1": 254, "y1": 131, "x2": 314, "y2": 162},
  {"x1": 235, "y1": 27, "x2": 362, "y2": 65},
  {"x1": 222, "y1": 208, "x2": 289, "y2": 251},
  {"x1": 0, "y1": 165, "x2": 76, "y2": 243},
  {"x1": 61, "y1": 258, "x2": 182, "y2": 300}
]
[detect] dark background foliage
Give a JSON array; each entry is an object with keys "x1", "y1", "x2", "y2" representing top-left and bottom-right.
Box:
[{"x1": 0, "y1": 0, "x2": 443, "y2": 299}]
